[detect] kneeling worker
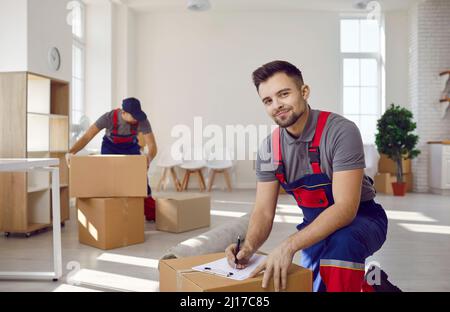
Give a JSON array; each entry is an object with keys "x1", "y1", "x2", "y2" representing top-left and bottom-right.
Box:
[
  {"x1": 67, "y1": 97, "x2": 157, "y2": 220},
  {"x1": 225, "y1": 61, "x2": 400, "y2": 292}
]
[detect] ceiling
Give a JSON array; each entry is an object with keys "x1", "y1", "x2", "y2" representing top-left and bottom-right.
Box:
[{"x1": 123, "y1": 0, "x2": 418, "y2": 13}]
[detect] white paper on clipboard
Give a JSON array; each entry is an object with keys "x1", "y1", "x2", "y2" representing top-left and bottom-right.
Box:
[{"x1": 192, "y1": 254, "x2": 266, "y2": 281}]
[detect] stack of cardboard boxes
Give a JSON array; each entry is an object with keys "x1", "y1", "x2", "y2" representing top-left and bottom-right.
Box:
[
  {"x1": 374, "y1": 154, "x2": 413, "y2": 194},
  {"x1": 70, "y1": 155, "x2": 147, "y2": 250}
]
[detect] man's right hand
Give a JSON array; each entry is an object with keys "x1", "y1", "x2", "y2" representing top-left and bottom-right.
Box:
[{"x1": 225, "y1": 243, "x2": 254, "y2": 269}]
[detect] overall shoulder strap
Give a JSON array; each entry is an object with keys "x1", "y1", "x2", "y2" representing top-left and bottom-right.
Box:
[
  {"x1": 309, "y1": 111, "x2": 331, "y2": 174},
  {"x1": 112, "y1": 109, "x2": 120, "y2": 135}
]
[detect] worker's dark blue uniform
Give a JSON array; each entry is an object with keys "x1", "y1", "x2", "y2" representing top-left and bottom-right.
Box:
[{"x1": 272, "y1": 111, "x2": 388, "y2": 292}]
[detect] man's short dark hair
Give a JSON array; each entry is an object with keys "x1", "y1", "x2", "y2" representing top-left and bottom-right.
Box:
[{"x1": 252, "y1": 60, "x2": 304, "y2": 91}]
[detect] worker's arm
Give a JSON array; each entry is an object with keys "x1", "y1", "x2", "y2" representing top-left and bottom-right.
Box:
[
  {"x1": 225, "y1": 180, "x2": 279, "y2": 268},
  {"x1": 250, "y1": 168, "x2": 364, "y2": 291},
  {"x1": 69, "y1": 124, "x2": 101, "y2": 155},
  {"x1": 143, "y1": 132, "x2": 157, "y2": 166}
]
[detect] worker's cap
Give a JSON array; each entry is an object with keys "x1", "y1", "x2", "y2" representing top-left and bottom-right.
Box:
[{"x1": 122, "y1": 97, "x2": 147, "y2": 122}]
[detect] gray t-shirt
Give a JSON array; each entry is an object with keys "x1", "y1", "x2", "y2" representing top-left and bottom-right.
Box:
[
  {"x1": 256, "y1": 108, "x2": 376, "y2": 202},
  {"x1": 95, "y1": 109, "x2": 152, "y2": 142}
]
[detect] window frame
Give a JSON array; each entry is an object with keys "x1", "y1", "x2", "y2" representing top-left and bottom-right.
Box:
[
  {"x1": 71, "y1": 0, "x2": 86, "y2": 128},
  {"x1": 339, "y1": 16, "x2": 383, "y2": 145}
]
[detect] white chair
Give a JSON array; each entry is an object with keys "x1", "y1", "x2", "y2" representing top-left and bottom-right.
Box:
[
  {"x1": 206, "y1": 147, "x2": 234, "y2": 192},
  {"x1": 156, "y1": 147, "x2": 183, "y2": 192},
  {"x1": 179, "y1": 147, "x2": 207, "y2": 191}
]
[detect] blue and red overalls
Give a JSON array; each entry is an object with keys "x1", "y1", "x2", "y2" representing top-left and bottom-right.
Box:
[
  {"x1": 101, "y1": 108, "x2": 151, "y2": 197},
  {"x1": 272, "y1": 111, "x2": 388, "y2": 292}
]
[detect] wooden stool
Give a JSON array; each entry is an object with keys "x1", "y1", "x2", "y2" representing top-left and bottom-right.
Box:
[
  {"x1": 157, "y1": 167, "x2": 182, "y2": 192},
  {"x1": 207, "y1": 169, "x2": 232, "y2": 192},
  {"x1": 181, "y1": 169, "x2": 207, "y2": 192}
]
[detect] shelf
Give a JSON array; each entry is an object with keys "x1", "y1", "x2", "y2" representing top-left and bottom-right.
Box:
[
  {"x1": 27, "y1": 76, "x2": 50, "y2": 114},
  {"x1": 51, "y1": 80, "x2": 69, "y2": 116},
  {"x1": 27, "y1": 113, "x2": 49, "y2": 152},
  {"x1": 27, "y1": 112, "x2": 68, "y2": 118},
  {"x1": 50, "y1": 116, "x2": 68, "y2": 152},
  {"x1": 27, "y1": 151, "x2": 50, "y2": 158},
  {"x1": 27, "y1": 223, "x2": 51, "y2": 232},
  {"x1": 8, "y1": 223, "x2": 52, "y2": 234},
  {"x1": 440, "y1": 98, "x2": 450, "y2": 103},
  {"x1": 27, "y1": 168, "x2": 50, "y2": 192},
  {"x1": 439, "y1": 70, "x2": 450, "y2": 76},
  {"x1": 51, "y1": 187, "x2": 70, "y2": 222},
  {"x1": 28, "y1": 186, "x2": 50, "y2": 193},
  {"x1": 27, "y1": 190, "x2": 51, "y2": 224},
  {"x1": 1, "y1": 72, "x2": 70, "y2": 235}
]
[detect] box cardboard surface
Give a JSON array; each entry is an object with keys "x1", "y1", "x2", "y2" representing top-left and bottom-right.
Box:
[
  {"x1": 70, "y1": 155, "x2": 147, "y2": 198},
  {"x1": 159, "y1": 252, "x2": 312, "y2": 292},
  {"x1": 155, "y1": 193, "x2": 210, "y2": 233},
  {"x1": 374, "y1": 172, "x2": 413, "y2": 194},
  {"x1": 77, "y1": 197, "x2": 144, "y2": 250},
  {"x1": 378, "y1": 154, "x2": 411, "y2": 175}
]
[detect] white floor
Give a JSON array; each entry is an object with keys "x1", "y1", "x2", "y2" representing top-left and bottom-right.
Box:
[{"x1": 0, "y1": 190, "x2": 449, "y2": 292}]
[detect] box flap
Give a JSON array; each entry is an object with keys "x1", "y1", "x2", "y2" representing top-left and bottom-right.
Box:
[{"x1": 155, "y1": 192, "x2": 210, "y2": 201}]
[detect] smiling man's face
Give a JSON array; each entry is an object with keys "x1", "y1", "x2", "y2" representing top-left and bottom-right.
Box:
[{"x1": 258, "y1": 72, "x2": 310, "y2": 128}]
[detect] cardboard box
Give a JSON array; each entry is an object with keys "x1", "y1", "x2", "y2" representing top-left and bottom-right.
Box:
[
  {"x1": 378, "y1": 154, "x2": 411, "y2": 175},
  {"x1": 374, "y1": 172, "x2": 413, "y2": 194},
  {"x1": 155, "y1": 193, "x2": 210, "y2": 233},
  {"x1": 159, "y1": 252, "x2": 312, "y2": 292},
  {"x1": 77, "y1": 197, "x2": 145, "y2": 250},
  {"x1": 70, "y1": 155, "x2": 147, "y2": 198}
]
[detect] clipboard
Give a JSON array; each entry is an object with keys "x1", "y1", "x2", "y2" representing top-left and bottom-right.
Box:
[{"x1": 192, "y1": 254, "x2": 266, "y2": 281}]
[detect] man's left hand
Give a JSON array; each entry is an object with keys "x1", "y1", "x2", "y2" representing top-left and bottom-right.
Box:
[{"x1": 249, "y1": 240, "x2": 295, "y2": 292}]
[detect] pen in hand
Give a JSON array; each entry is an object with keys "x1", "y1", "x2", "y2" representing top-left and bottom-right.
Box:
[{"x1": 234, "y1": 235, "x2": 241, "y2": 268}]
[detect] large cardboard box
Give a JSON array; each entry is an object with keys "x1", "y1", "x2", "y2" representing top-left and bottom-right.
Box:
[
  {"x1": 374, "y1": 172, "x2": 413, "y2": 194},
  {"x1": 155, "y1": 193, "x2": 210, "y2": 233},
  {"x1": 77, "y1": 197, "x2": 145, "y2": 250},
  {"x1": 159, "y1": 252, "x2": 312, "y2": 292},
  {"x1": 378, "y1": 154, "x2": 411, "y2": 175},
  {"x1": 70, "y1": 155, "x2": 147, "y2": 198}
]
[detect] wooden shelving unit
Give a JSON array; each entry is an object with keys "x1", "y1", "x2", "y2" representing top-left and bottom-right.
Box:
[{"x1": 0, "y1": 72, "x2": 70, "y2": 236}]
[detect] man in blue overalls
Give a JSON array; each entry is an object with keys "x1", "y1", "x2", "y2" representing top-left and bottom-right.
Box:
[
  {"x1": 67, "y1": 97, "x2": 158, "y2": 220},
  {"x1": 225, "y1": 61, "x2": 399, "y2": 292}
]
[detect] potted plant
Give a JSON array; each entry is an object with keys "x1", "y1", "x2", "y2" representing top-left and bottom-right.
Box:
[{"x1": 375, "y1": 104, "x2": 420, "y2": 196}]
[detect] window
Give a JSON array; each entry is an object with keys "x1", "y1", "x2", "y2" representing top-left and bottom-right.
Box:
[
  {"x1": 71, "y1": 1, "x2": 86, "y2": 138},
  {"x1": 340, "y1": 18, "x2": 382, "y2": 144}
]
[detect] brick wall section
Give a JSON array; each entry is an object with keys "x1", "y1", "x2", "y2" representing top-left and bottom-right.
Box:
[{"x1": 408, "y1": 0, "x2": 450, "y2": 192}]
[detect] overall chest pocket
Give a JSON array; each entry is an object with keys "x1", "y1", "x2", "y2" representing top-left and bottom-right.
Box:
[{"x1": 293, "y1": 187, "x2": 329, "y2": 208}]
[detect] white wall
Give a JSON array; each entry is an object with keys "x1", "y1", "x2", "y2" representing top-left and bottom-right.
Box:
[
  {"x1": 27, "y1": 0, "x2": 72, "y2": 82},
  {"x1": 408, "y1": 0, "x2": 450, "y2": 192},
  {"x1": 0, "y1": 0, "x2": 71, "y2": 81},
  {"x1": 385, "y1": 11, "x2": 409, "y2": 109},
  {"x1": 0, "y1": 0, "x2": 28, "y2": 72},
  {"x1": 112, "y1": 2, "x2": 136, "y2": 107},
  {"x1": 135, "y1": 11, "x2": 341, "y2": 188},
  {"x1": 84, "y1": 0, "x2": 137, "y2": 150}
]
